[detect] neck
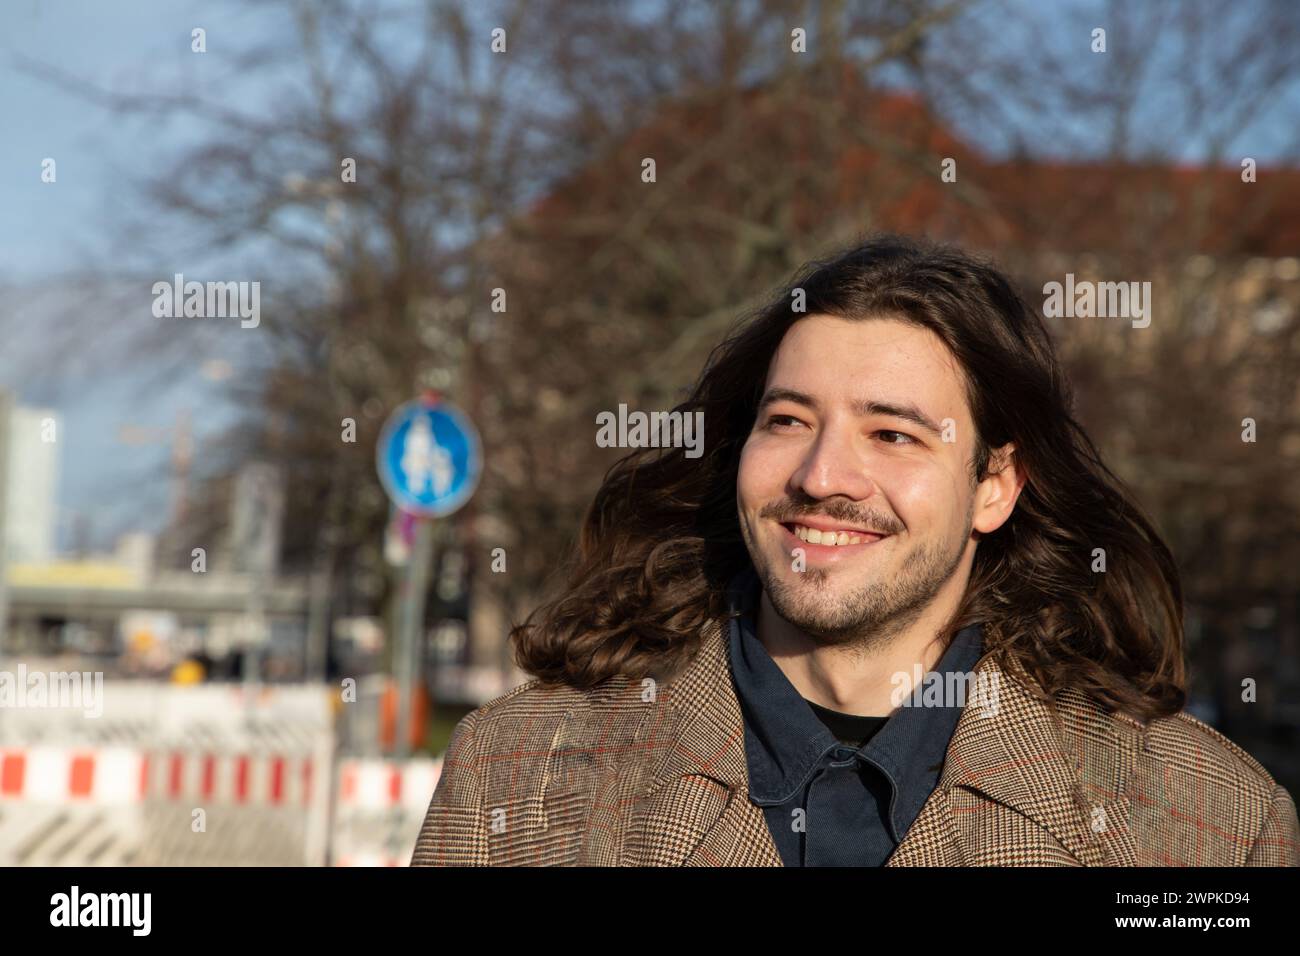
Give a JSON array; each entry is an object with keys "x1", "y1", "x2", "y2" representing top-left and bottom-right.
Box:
[{"x1": 754, "y1": 569, "x2": 970, "y2": 718}]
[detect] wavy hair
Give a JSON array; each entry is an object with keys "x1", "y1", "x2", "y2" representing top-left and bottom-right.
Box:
[{"x1": 512, "y1": 233, "x2": 1185, "y2": 723}]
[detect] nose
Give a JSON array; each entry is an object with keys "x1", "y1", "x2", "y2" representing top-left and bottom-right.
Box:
[{"x1": 790, "y1": 421, "x2": 876, "y2": 502}]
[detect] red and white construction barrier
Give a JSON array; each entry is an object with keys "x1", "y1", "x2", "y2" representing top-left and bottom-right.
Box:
[
  {"x1": 145, "y1": 752, "x2": 317, "y2": 807},
  {"x1": 333, "y1": 757, "x2": 442, "y2": 866},
  {"x1": 0, "y1": 747, "x2": 148, "y2": 803},
  {"x1": 0, "y1": 747, "x2": 318, "y2": 807},
  {"x1": 337, "y1": 757, "x2": 441, "y2": 813},
  {"x1": 2, "y1": 746, "x2": 446, "y2": 866}
]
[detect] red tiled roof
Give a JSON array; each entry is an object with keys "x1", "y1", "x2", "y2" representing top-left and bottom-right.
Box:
[{"x1": 525, "y1": 62, "x2": 1300, "y2": 259}]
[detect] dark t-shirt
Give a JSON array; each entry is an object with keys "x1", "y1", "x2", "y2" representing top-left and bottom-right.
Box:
[{"x1": 804, "y1": 698, "x2": 890, "y2": 748}]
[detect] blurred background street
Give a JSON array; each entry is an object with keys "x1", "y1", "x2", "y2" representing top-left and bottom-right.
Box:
[{"x1": 1, "y1": 0, "x2": 1298, "y2": 865}]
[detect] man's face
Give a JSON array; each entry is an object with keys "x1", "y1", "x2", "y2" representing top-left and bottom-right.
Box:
[{"x1": 736, "y1": 314, "x2": 992, "y2": 644}]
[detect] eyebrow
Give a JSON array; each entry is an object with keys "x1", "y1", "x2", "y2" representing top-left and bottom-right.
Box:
[{"x1": 757, "y1": 386, "x2": 945, "y2": 437}]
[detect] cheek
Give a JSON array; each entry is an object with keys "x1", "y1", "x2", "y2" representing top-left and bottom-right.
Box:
[
  {"x1": 881, "y1": 465, "x2": 951, "y2": 526},
  {"x1": 737, "y1": 438, "x2": 782, "y2": 504}
]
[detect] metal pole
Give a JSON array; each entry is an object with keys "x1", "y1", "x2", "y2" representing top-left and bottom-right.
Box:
[
  {"x1": 305, "y1": 547, "x2": 331, "y2": 682},
  {"x1": 244, "y1": 584, "x2": 264, "y2": 687},
  {"x1": 394, "y1": 516, "x2": 434, "y2": 759}
]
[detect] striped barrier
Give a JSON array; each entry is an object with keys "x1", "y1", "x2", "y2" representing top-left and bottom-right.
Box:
[
  {"x1": 0, "y1": 747, "x2": 147, "y2": 804},
  {"x1": 0, "y1": 748, "x2": 319, "y2": 807},
  {"x1": 147, "y1": 752, "x2": 317, "y2": 807},
  {"x1": 0, "y1": 678, "x2": 337, "y2": 865},
  {"x1": 337, "y1": 758, "x2": 441, "y2": 812},
  {"x1": 0, "y1": 749, "x2": 445, "y2": 866},
  {"x1": 332, "y1": 757, "x2": 442, "y2": 866},
  {"x1": 0, "y1": 745, "x2": 333, "y2": 866}
]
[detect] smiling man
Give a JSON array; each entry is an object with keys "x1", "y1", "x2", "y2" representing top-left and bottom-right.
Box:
[{"x1": 412, "y1": 234, "x2": 1299, "y2": 867}]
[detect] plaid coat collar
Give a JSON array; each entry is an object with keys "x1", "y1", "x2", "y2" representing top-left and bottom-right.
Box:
[{"x1": 632, "y1": 615, "x2": 1120, "y2": 866}]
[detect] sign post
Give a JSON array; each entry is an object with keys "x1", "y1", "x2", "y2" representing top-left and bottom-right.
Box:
[
  {"x1": 231, "y1": 462, "x2": 284, "y2": 688},
  {"x1": 376, "y1": 391, "x2": 481, "y2": 757}
]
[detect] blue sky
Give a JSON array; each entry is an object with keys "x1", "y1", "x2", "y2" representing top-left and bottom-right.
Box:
[{"x1": 1, "y1": 0, "x2": 276, "y2": 550}]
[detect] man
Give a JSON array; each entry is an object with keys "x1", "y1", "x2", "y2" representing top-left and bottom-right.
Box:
[{"x1": 412, "y1": 235, "x2": 1299, "y2": 866}]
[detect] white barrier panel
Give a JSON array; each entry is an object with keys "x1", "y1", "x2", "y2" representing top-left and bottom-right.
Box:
[
  {"x1": 0, "y1": 678, "x2": 337, "y2": 865},
  {"x1": 333, "y1": 757, "x2": 443, "y2": 866},
  {"x1": 0, "y1": 676, "x2": 333, "y2": 753},
  {"x1": 338, "y1": 758, "x2": 441, "y2": 810},
  {"x1": 0, "y1": 744, "x2": 335, "y2": 865},
  {"x1": 1, "y1": 748, "x2": 446, "y2": 866},
  {"x1": 0, "y1": 805, "x2": 147, "y2": 866}
]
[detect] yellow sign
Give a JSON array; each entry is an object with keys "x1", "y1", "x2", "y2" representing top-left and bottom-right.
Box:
[{"x1": 7, "y1": 562, "x2": 139, "y2": 589}]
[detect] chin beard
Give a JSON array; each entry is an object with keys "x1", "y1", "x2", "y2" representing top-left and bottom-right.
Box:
[{"x1": 754, "y1": 531, "x2": 967, "y2": 645}]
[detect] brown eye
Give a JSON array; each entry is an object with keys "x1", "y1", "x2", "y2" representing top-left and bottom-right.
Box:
[
  {"x1": 766, "y1": 414, "x2": 802, "y2": 430},
  {"x1": 877, "y1": 430, "x2": 916, "y2": 445}
]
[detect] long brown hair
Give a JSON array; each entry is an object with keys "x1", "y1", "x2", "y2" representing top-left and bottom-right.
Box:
[{"x1": 512, "y1": 233, "x2": 1185, "y2": 723}]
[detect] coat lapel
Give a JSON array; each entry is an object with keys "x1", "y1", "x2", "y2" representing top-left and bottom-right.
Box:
[
  {"x1": 886, "y1": 650, "x2": 1119, "y2": 866},
  {"x1": 630, "y1": 616, "x2": 1121, "y2": 866},
  {"x1": 628, "y1": 616, "x2": 782, "y2": 866}
]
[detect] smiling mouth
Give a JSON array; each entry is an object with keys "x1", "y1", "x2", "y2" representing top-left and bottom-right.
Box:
[{"x1": 780, "y1": 522, "x2": 889, "y2": 547}]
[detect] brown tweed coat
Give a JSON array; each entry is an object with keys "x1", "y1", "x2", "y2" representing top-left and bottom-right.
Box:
[{"x1": 410, "y1": 616, "x2": 1300, "y2": 866}]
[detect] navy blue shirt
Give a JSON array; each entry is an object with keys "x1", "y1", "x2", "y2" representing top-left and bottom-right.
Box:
[{"x1": 725, "y1": 567, "x2": 986, "y2": 866}]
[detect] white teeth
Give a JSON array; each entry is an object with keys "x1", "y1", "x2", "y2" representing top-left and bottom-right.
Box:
[{"x1": 791, "y1": 524, "x2": 878, "y2": 546}]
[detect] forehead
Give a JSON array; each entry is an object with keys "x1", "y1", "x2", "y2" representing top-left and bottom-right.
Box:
[{"x1": 765, "y1": 314, "x2": 970, "y2": 419}]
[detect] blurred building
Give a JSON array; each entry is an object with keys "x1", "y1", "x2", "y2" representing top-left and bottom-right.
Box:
[
  {"x1": 4, "y1": 405, "x2": 60, "y2": 564},
  {"x1": 0, "y1": 401, "x2": 310, "y2": 675}
]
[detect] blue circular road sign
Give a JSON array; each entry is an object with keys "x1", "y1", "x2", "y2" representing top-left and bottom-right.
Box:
[{"x1": 376, "y1": 397, "x2": 482, "y2": 518}]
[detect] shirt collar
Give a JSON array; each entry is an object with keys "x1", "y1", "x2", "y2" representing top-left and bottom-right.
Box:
[{"x1": 725, "y1": 566, "x2": 986, "y2": 841}]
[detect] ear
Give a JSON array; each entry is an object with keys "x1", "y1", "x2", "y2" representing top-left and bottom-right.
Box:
[{"x1": 972, "y1": 443, "x2": 1026, "y2": 535}]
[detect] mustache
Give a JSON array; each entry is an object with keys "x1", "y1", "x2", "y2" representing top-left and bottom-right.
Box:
[{"x1": 758, "y1": 500, "x2": 901, "y2": 534}]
